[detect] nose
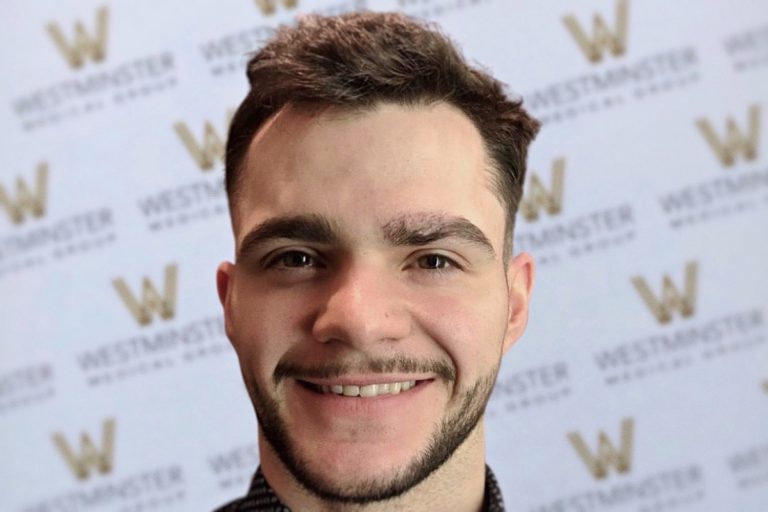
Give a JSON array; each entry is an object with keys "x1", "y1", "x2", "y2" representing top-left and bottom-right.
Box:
[{"x1": 311, "y1": 262, "x2": 411, "y2": 347}]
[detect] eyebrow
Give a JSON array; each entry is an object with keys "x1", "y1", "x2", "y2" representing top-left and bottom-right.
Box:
[
  {"x1": 238, "y1": 215, "x2": 340, "y2": 260},
  {"x1": 237, "y1": 212, "x2": 496, "y2": 260},
  {"x1": 382, "y1": 213, "x2": 496, "y2": 257}
]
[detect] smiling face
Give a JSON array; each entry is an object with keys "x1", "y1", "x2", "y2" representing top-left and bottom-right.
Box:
[{"x1": 217, "y1": 101, "x2": 532, "y2": 504}]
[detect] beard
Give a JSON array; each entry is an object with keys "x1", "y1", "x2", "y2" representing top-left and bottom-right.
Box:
[{"x1": 244, "y1": 355, "x2": 499, "y2": 505}]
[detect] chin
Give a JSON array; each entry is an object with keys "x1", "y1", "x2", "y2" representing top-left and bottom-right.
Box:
[
  {"x1": 287, "y1": 449, "x2": 431, "y2": 504},
  {"x1": 263, "y1": 420, "x2": 442, "y2": 503},
  {"x1": 307, "y1": 438, "x2": 419, "y2": 480}
]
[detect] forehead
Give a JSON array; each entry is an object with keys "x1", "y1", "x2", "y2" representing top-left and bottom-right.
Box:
[{"x1": 233, "y1": 101, "x2": 505, "y2": 247}]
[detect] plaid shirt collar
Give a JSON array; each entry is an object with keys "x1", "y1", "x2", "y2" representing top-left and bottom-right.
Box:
[{"x1": 213, "y1": 465, "x2": 505, "y2": 511}]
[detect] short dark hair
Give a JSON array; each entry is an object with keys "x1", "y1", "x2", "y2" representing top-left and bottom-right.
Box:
[{"x1": 226, "y1": 11, "x2": 540, "y2": 239}]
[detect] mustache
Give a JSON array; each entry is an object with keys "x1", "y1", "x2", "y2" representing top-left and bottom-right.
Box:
[{"x1": 274, "y1": 355, "x2": 456, "y2": 384}]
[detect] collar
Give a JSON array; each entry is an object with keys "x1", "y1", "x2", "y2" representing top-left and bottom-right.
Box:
[{"x1": 213, "y1": 465, "x2": 505, "y2": 511}]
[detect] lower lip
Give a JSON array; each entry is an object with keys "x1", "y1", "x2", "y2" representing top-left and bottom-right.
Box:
[{"x1": 290, "y1": 379, "x2": 434, "y2": 418}]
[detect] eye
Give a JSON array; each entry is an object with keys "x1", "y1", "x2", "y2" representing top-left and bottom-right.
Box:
[
  {"x1": 416, "y1": 254, "x2": 456, "y2": 270},
  {"x1": 268, "y1": 250, "x2": 319, "y2": 269}
]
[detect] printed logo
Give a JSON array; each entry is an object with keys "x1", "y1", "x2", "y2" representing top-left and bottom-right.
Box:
[
  {"x1": 46, "y1": 6, "x2": 109, "y2": 70},
  {"x1": 173, "y1": 113, "x2": 232, "y2": 171},
  {"x1": 0, "y1": 163, "x2": 49, "y2": 225},
  {"x1": 632, "y1": 261, "x2": 698, "y2": 325},
  {"x1": 112, "y1": 264, "x2": 178, "y2": 326},
  {"x1": 696, "y1": 104, "x2": 761, "y2": 167},
  {"x1": 563, "y1": 0, "x2": 629, "y2": 63},
  {"x1": 255, "y1": 0, "x2": 298, "y2": 15},
  {"x1": 52, "y1": 418, "x2": 115, "y2": 481},
  {"x1": 519, "y1": 158, "x2": 565, "y2": 222},
  {"x1": 567, "y1": 417, "x2": 634, "y2": 480}
]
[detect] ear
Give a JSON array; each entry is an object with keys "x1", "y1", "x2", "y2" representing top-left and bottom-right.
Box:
[
  {"x1": 216, "y1": 261, "x2": 235, "y2": 338},
  {"x1": 502, "y1": 252, "x2": 535, "y2": 354}
]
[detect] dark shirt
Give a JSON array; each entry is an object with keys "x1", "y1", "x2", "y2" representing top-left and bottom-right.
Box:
[{"x1": 213, "y1": 465, "x2": 505, "y2": 511}]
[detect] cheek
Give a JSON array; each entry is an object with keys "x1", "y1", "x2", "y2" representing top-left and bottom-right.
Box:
[
  {"x1": 228, "y1": 277, "x2": 307, "y2": 381},
  {"x1": 414, "y1": 281, "x2": 509, "y2": 380}
]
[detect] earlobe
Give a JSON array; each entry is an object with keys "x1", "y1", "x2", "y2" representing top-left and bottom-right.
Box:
[{"x1": 502, "y1": 252, "x2": 535, "y2": 354}]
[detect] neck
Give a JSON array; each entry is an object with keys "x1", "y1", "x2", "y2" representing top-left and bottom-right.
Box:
[{"x1": 259, "y1": 419, "x2": 488, "y2": 512}]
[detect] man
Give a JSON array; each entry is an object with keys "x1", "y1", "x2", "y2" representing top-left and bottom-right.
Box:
[{"x1": 214, "y1": 10, "x2": 539, "y2": 512}]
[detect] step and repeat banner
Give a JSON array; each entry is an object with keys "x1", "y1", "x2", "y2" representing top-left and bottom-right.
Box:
[{"x1": 1, "y1": 0, "x2": 766, "y2": 510}]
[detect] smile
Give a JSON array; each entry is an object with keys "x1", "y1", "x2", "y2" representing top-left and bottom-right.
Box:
[{"x1": 300, "y1": 380, "x2": 424, "y2": 397}]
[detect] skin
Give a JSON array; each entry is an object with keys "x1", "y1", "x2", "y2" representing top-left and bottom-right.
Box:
[{"x1": 217, "y1": 101, "x2": 534, "y2": 512}]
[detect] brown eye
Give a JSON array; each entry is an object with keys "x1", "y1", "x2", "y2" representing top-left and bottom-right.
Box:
[
  {"x1": 417, "y1": 254, "x2": 453, "y2": 270},
  {"x1": 275, "y1": 251, "x2": 316, "y2": 268}
]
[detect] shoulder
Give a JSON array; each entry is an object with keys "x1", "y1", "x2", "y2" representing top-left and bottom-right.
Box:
[
  {"x1": 483, "y1": 465, "x2": 506, "y2": 512},
  {"x1": 210, "y1": 467, "x2": 291, "y2": 512}
]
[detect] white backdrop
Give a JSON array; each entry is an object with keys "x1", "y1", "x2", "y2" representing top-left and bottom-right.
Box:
[{"x1": 1, "y1": 0, "x2": 766, "y2": 510}]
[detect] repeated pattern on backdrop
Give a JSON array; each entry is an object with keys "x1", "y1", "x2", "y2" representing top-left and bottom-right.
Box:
[{"x1": 0, "y1": 0, "x2": 766, "y2": 510}]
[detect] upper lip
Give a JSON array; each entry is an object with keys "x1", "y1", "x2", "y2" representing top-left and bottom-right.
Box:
[{"x1": 296, "y1": 375, "x2": 435, "y2": 386}]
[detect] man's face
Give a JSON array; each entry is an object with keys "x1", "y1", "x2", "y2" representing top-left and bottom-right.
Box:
[{"x1": 217, "y1": 101, "x2": 532, "y2": 503}]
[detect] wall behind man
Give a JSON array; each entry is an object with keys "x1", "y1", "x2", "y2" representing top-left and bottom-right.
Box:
[{"x1": 0, "y1": 0, "x2": 766, "y2": 510}]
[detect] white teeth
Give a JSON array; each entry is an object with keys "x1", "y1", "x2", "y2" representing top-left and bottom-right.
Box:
[
  {"x1": 359, "y1": 384, "x2": 377, "y2": 397},
  {"x1": 320, "y1": 380, "x2": 419, "y2": 397},
  {"x1": 342, "y1": 385, "x2": 359, "y2": 396}
]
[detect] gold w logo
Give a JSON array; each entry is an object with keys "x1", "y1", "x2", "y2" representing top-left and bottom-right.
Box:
[
  {"x1": 0, "y1": 163, "x2": 49, "y2": 225},
  {"x1": 632, "y1": 261, "x2": 698, "y2": 325},
  {"x1": 255, "y1": 0, "x2": 299, "y2": 15},
  {"x1": 52, "y1": 418, "x2": 115, "y2": 481},
  {"x1": 567, "y1": 418, "x2": 634, "y2": 480},
  {"x1": 112, "y1": 264, "x2": 178, "y2": 326},
  {"x1": 174, "y1": 112, "x2": 233, "y2": 171},
  {"x1": 563, "y1": 0, "x2": 629, "y2": 63},
  {"x1": 46, "y1": 6, "x2": 109, "y2": 70},
  {"x1": 519, "y1": 158, "x2": 565, "y2": 222},
  {"x1": 696, "y1": 104, "x2": 761, "y2": 167}
]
